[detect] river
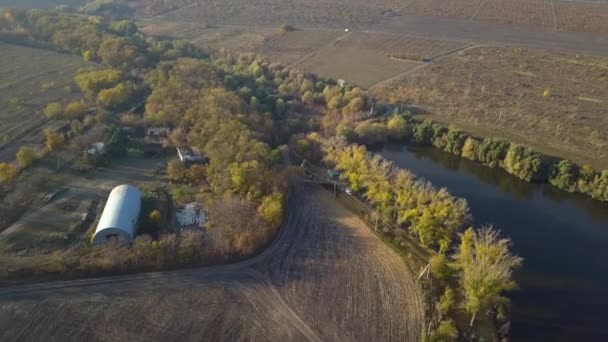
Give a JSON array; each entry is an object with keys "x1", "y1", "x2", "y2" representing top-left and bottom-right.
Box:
[{"x1": 379, "y1": 144, "x2": 608, "y2": 341}]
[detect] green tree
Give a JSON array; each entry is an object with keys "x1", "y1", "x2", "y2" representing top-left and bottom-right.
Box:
[
  {"x1": 454, "y1": 227, "x2": 523, "y2": 326},
  {"x1": 438, "y1": 286, "x2": 455, "y2": 317},
  {"x1": 110, "y1": 20, "x2": 138, "y2": 36},
  {"x1": 387, "y1": 115, "x2": 408, "y2": 140},
  {"x1": 0, "y1": 162, "x2": 17, "y2": 184},
  {"x1": 503, "y1": 144, "x2": 543, "y2": 182},
  {"x1": 44, "y1": 102, "x2": 63, "y2": 119},
  {"x1": 166, "y1": 159, "x2": 185, "y2": 182},
  {"x1": 461, "y1": 137, "x2": 480, "y2": 161},
  {"x1": 98, "y1": 36, "x2": 139, "y2": 67},
  {"x1": 44, "y1": 128, "x2": 64, "y2": 169},
  {"x1": 97, "y1": 82, "x2": 134, "y2": 109},
  {"x1": 148, "y1": 210, "x2": 161, "y2": 225},
  {"x1": 64, "y1": 101, "x2": 88, "y2": 119},
  {"x1": 16, "y1": 146, "x2": 37, "y2": 168},
  {"x1": 549, "y1": 159, "x2": 578, "y2": 192},
  {"x1": 258, "y1": 192, "x2": 284, "y2": 227},
  {"x1": 74, "y1": 68, "x2": 123, "y2": 96}
]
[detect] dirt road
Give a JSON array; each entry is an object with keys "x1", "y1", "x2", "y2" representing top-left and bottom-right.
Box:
[{"x1": 0, "y1": 184, "x2": 425, "y2": 341}]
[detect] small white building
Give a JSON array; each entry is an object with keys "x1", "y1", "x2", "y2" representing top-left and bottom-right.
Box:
[
  {"x1": 92, "y1": 185, "x2": 141, "y2": 244},
  {"x1": 176, "y1": 202, "x2": 206, "y2": 229},
  {"x1": 86, "y1": 142, "x2": 106, "y2": 156}
]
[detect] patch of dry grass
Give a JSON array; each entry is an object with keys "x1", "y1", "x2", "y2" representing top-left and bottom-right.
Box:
[{"x1": 373, "y1": 46, "x2": 608, "y2": 168}]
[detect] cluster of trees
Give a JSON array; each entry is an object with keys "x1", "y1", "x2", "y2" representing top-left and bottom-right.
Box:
[
  {"x1": 427, "y1": 227, "x2": 522, "y2": 340},
  {"x1": 349, "y1": 116, "x2": 608, "y2": 202},
  {"x1": 4, "y1": 8, "x2": 204, "y2": 69},
  {"x1": 322, "y1": 137, "x2": 470, "y2": 251}
]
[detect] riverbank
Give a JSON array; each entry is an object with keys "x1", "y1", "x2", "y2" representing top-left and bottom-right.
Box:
[
  {"x1": 351, "y1": 115, "x2": 608, "y2": 202},
  {"x1": 378, "y1": 143, "x2": 608, "y2": 341}
]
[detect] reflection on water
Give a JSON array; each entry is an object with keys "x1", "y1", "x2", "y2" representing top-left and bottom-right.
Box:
[{"x1": 379, "y1": 143, "x2": 608, "y2": 342}]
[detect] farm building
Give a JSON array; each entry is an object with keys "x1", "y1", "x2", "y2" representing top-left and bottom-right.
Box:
[
  {"x1": 176, "y1": 146, "x2": 207, "y2": 164},
  {"x1": 92, "y1": 184, "x2": 142, "y2": 244}
]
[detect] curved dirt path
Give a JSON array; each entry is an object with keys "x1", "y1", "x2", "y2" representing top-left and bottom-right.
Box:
[{"x1": 0, "y1": 184, "x2": 425, "y2": 341}]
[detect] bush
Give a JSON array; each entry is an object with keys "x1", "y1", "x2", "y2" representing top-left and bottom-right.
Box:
[
  {"x1": 44, "y1": 102, "x2": 63, "y2": 119},
  {"x1": 258, "y1": 192, "x2": 284, "y2": 227},
  {"x1": 387, "y1": 115, "x2": 408, "y2": 140},
  {"x1": 64, "y1": 101, "x2": 88, "y2": 119},
  {"x1": 549, "y1": 160, "x2": 578, "y2": 192},
  {"x1": 503, "y1": 144, "x2": 543, "y2": 182},
  {"x1": 16, "y1": 146, "x2": 37, "y2": 168}
]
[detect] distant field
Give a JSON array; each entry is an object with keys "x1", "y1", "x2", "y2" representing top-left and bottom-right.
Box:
[
  {"x1": 297, "y1": 46, "x2": 420, "y2": 88},
  {"x1": 156, "y1": 0, "x2": 406, "y2": 29},
  {"x1": 139, "y1": 20, "x2": 281, "y2": 52},
  {"x1": 0, "y1": 0, "x2": 87, "y2": 9},
  {"x1": 373, "y1": 46, "x2": 608, "y2": 169},
  {"x1": 260, "y1": 29, "x2": 344, "y2": 65},
  {"x1": 474, "y1": 0, "x2": 554, "y2": 29},
  {"x1": 404, "y1": 0, "x2": 608, "y2": 34},
  {"x1": 0, "y1": 42, "x2": 85, "y2": 163},
  {"x1": 335, "y1": 32, "x2": 468, "y2": 61}
]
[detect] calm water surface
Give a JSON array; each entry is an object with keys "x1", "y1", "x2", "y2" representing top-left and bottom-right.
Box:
[{"x1": 379, "y1": 144, "x2": 608, "y2": 341}]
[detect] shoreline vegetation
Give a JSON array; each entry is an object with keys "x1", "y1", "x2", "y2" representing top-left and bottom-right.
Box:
[
  {"x1": 0, "y1": 5, "x2": 522, "y2": 341},
  {"x1": 347, "y1": 113, "x2": 608, "y2": 202}
]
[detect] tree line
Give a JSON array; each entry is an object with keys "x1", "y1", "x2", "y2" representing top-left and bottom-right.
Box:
[
  {"x1": 316, "y1": 137, "x2": 521, "y2": 339},
  {"x1": 345, "y1": 113, "x2": 608, "y2": 202}
]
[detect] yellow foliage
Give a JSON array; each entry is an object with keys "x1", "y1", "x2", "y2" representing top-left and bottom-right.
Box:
[{"x1": 0, "y1": 162, "x2": 17, "y2": 184}]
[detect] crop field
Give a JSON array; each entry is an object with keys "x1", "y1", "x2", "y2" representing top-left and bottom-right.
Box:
[
  {"x1": 405, "y1": 0, "x2": 479, "y2": 19},
  {"x1": 474, "y1": 0, "x2": 554, "y2": 29},
  {"x1": 259, "y1": 29, "x2": 344, "y2": 66},
  {"x1": 404, "y1": 0, "x2": 608, "y2": 34},
  {"x1": 258, "y1": 185, "x2": 425, "y2": 341},
  {"x1": 139, "y1": 20, "x2": 281, "y2": 52},
  {"x1": 0, "y1": 42, "x2": 85, "y2": 163},
  {"x1": 373, "y1": 46, "x2": 608, "y2": 168},
  {"x1": 157, "y1": 0, "x2": 406, "y2": 29},
  {"x1": 336, "y1": 32, "x2": 469, "y2": 61},
  {"x1": 554, "y1": 1, "x2": 608, "y2": 34},
  {"x1": 0, "y1": 0, "x2": 87, "y2": 9},
  {"x1": 0, "y1": 184, "x2": 425, "y2": 341},
  {"x1": 298, "y1": 45, "x2": 420, "y2": 87},
  {"x1": 138, "y1": 20, "x2": 215, "y2": 40}
]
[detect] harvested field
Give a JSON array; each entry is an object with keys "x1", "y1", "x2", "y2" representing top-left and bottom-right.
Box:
[
  {"x1": 260, "y1": 29, "x2": 344, "y2": 66},
  {"x1": 139, "y1": 20, "x2": 281, "y2": 52},
  {"x1": 373, "y1": 46, "x2": 608, "y2": 169},
  {"x1": 336, "y1": 32, "x2": 468, "y2": 61},
  {"x1": 404, "y1": 0, "x2": 608, "y2": 34},
  {"x1": 156, "y1": 0, "x2": 406, "y2": 29},
  {"x1": 405, "y1": 0, "x2": 479, "y2": 19},
  {"x1": 0, "y1": 42, "x2": 85, "y2": 163},
  {"x1": 258, "y1": 185, "x2": 425, "y2": 341},
  {"x1": 0, "y1": 184, "x2": 425, "y2": 341},
  {"x1": 474, "y1": 0, "x2": 554, "y2": 29},
  {"x1": 298, "y1": 45, "x2": 421, "y2": 87},
  {"x1": 0, "y1": 0, "x2": 88, "y2": 9},
  {"x1": 555, "y1": 1, "x2": 608, "y2": 34},
  {"x1": 138, "y1": 20, "x2": 214, "y2": 40}
]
